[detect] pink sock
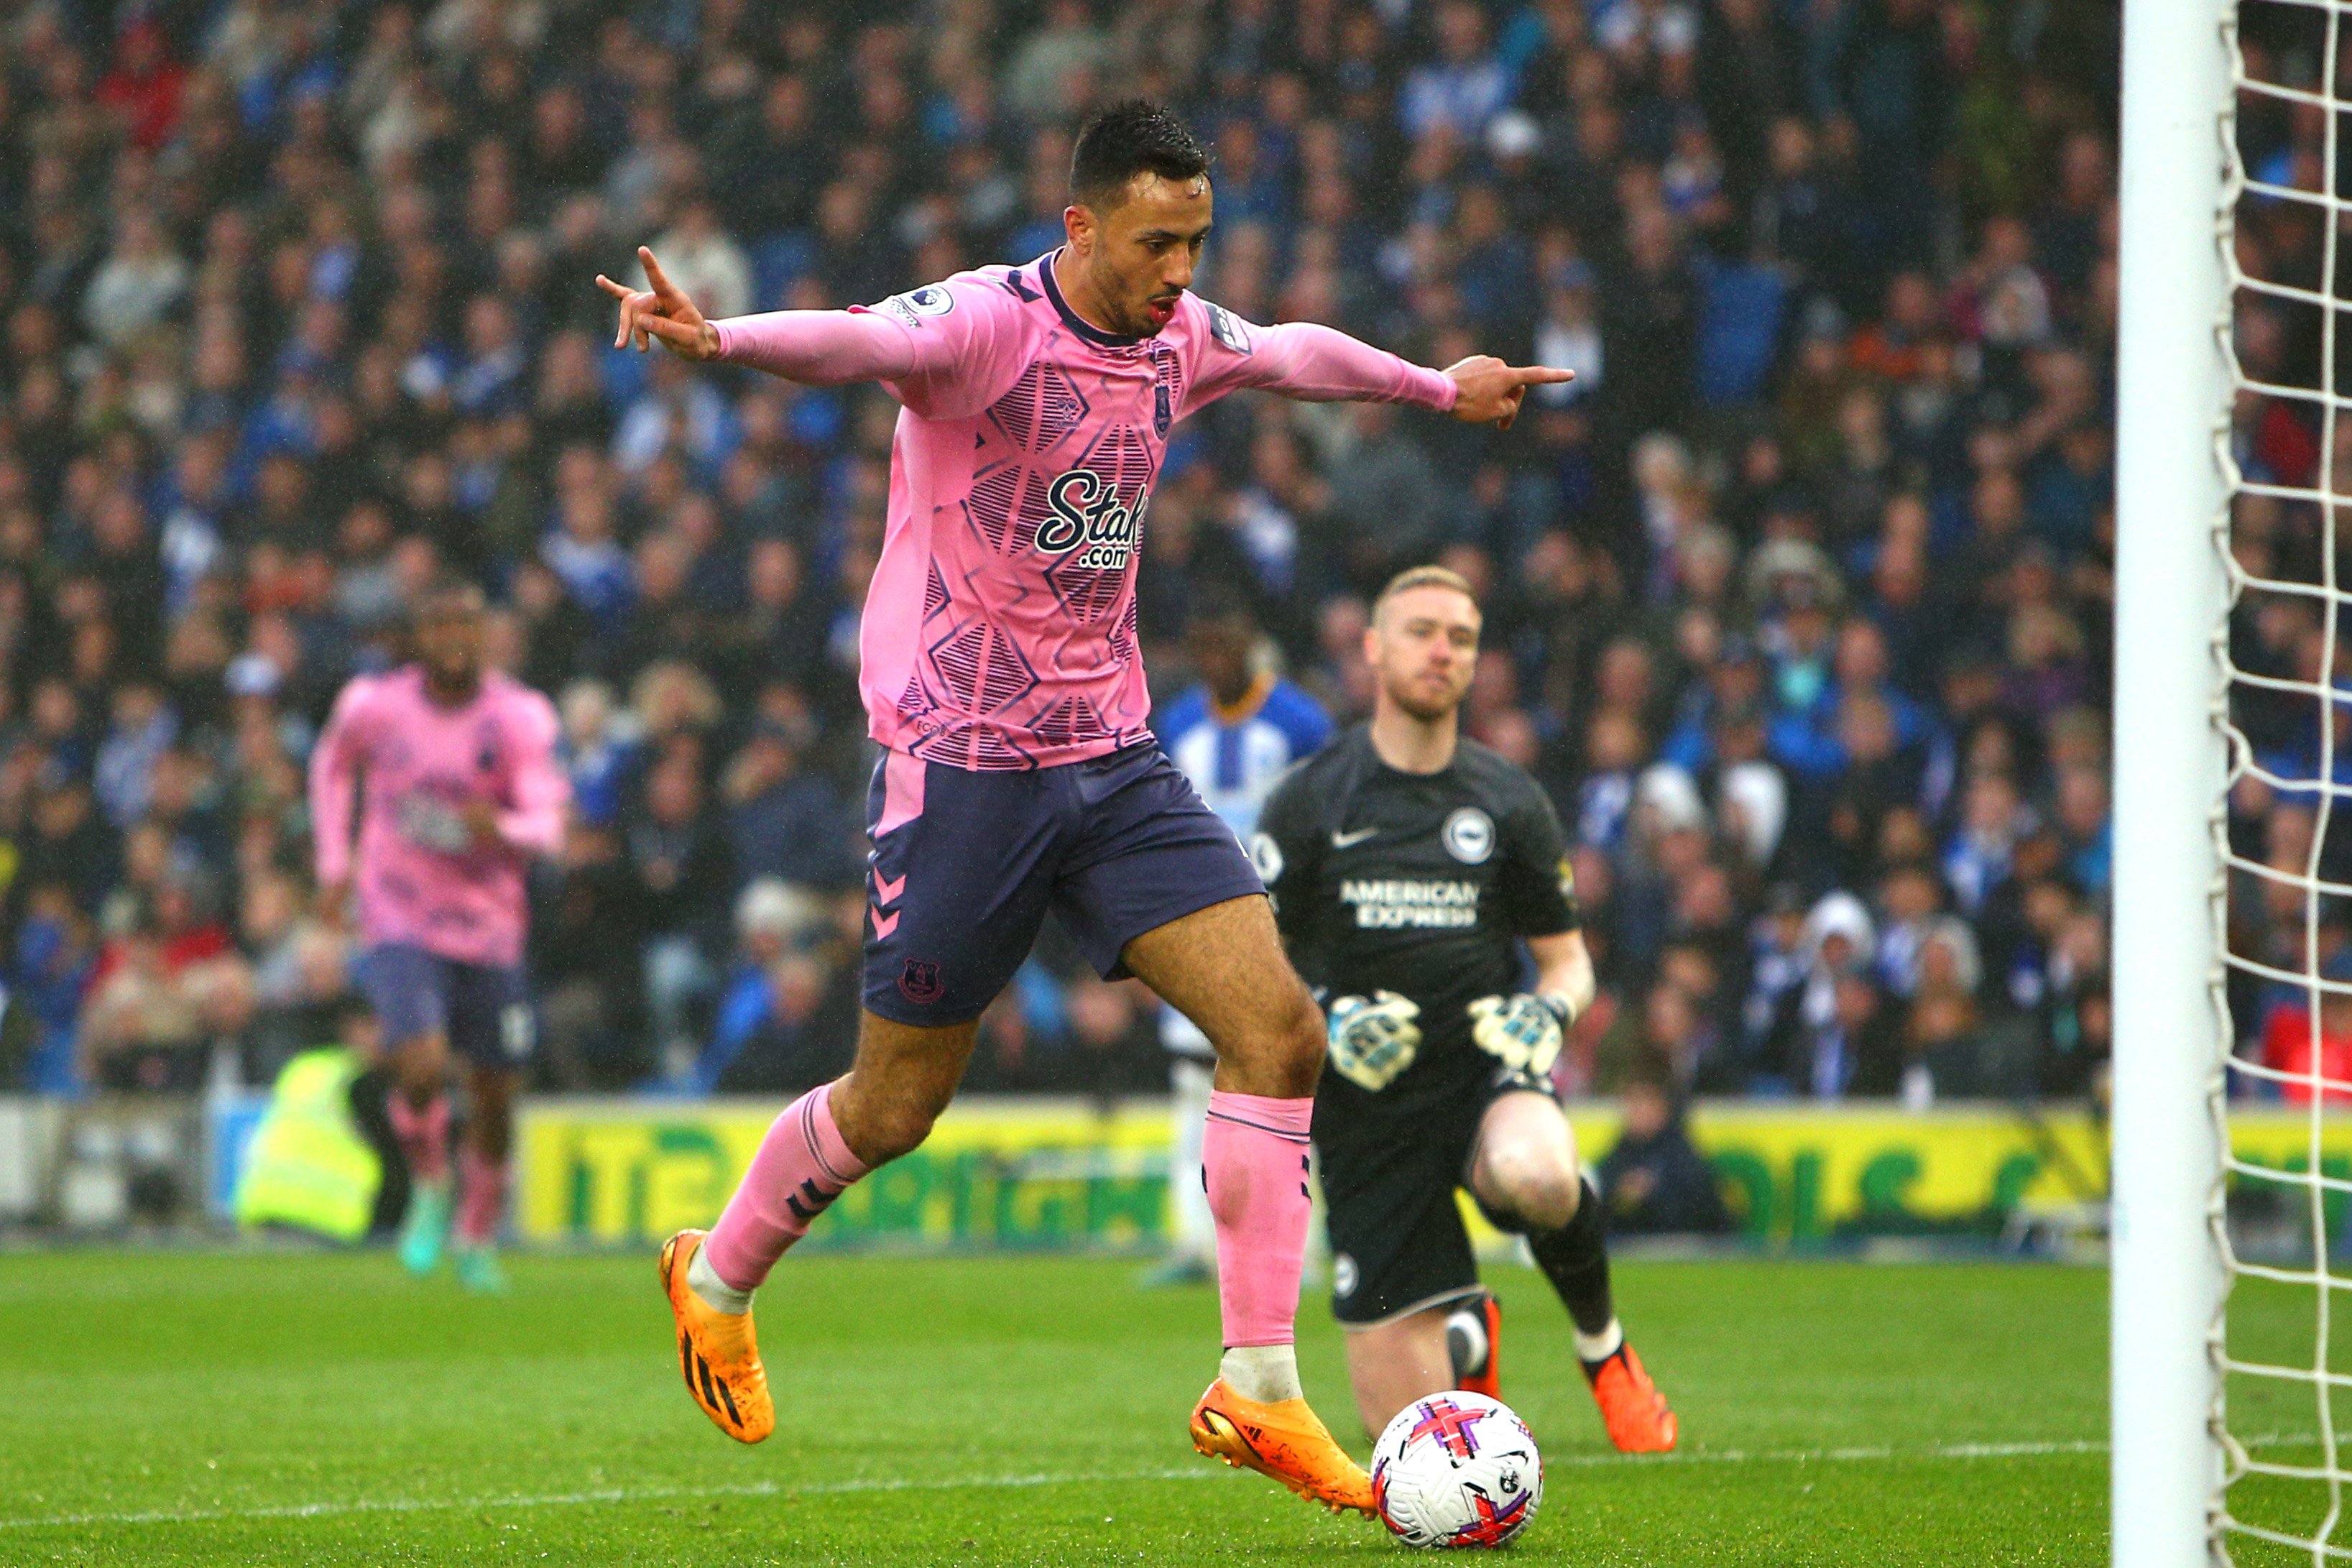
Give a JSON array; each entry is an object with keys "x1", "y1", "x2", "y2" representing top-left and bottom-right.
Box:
[
  {"x1": 1203, "y1": 1091, "x2": 1314, "y2": 1350},
  {"x1": 387, "y1": 1092, "x2": 451, "y2": 1185},
  {"x1": 456, "y1": 1145, "x2": 507, "y2": 1247},
  {"x1": 704, "y1": 1084, "x2": 870, "y2": 1293}
]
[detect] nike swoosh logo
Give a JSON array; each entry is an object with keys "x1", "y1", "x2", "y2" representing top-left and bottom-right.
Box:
[{"x1": 1331, "y1": 827, "x2": 1380, "y2": 848}]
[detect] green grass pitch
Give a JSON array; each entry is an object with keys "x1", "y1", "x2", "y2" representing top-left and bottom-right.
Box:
[{"x1": 0, "y1": 1250, "x2": 2131, "y2": 1564}]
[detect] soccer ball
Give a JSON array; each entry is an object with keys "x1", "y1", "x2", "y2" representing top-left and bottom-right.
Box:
[{"x1": 1370, "y1": 1390, "x2": 1543, "y2": 1549}]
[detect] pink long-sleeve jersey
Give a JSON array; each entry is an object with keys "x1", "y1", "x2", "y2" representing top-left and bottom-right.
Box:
[
  {"x1": 308, "y1": 666, "x2": 568, "y2": 968},
  {"x1": 714, "y1": 250, "x2": 1459, "y2": 770}
]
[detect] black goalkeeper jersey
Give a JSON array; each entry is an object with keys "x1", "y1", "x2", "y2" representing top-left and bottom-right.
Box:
[{"x1": 1255, "y1": 727, "x2": 1580, "y2": 1116}]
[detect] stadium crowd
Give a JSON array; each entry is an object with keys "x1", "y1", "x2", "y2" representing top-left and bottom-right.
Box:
[{"x1": 0, "y1": 0, "x2": 2145, "y2": 1108}]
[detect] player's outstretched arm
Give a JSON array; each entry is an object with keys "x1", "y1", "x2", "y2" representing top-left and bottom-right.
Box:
[
  {"x1": 1207, "y1": 313, "x2": 1569, "y2": 430},
  {"x1": 596, "y1": 246, "x2": 934, "y2": 388}
]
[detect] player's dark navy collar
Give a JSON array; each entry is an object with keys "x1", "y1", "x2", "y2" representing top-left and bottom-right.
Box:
[{"x1": 1038, "y1": 248, "x2": 1150, "y2": 348}]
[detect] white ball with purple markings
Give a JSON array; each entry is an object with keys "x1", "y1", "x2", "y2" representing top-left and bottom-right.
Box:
[{"x1": 1370, "y1": 1390, "x2": 1544, "y2": 1549}]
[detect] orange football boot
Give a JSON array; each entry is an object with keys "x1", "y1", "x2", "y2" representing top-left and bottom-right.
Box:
[
  {"x1": 1190, "y1": 1378, "x2": 1376, "y2": 1516},
  {"x1": 1451, "y1": 1293, "x2": 1503, "y2": 1399},
  {"x1": 659, "y1": 1230, "x2": 775, "y2": 1444},
  {"x1": 1584, "y1": 1342, "x2": 1677, "y2": 1453}
]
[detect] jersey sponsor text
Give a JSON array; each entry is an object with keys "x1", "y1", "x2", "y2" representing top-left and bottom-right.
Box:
[
  {"x1": 1035, "y1": 469, "x2": 1144, "y2": 571},
  {"x1": 1341, "y1": 877, "x2": 1482, "y2": 928}
]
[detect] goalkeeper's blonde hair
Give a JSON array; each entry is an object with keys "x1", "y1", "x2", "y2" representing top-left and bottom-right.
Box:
[{"x1": 1371, "y1": 565, "x2": 1480, "y2": 624}]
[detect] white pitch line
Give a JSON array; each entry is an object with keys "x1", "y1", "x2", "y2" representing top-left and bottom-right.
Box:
[
  {"x1": 0, "y1": 1468, "x2": 1216, "y2": 1532},
  {"x1": 1540, "y1": 1438, "x2": 2114, "y2": 1469},
  {"x1": 0, "y1": 1436, "x2": 2152, "y2": 1532}
]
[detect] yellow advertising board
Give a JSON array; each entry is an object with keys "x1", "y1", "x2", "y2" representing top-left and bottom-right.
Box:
[
  {"x1": 515, "y1": 1096, "x2": 2352, "y2": 1249},
  {"x1": 519, "y1": 1096, "x2": 1172, "y2": 1250}
]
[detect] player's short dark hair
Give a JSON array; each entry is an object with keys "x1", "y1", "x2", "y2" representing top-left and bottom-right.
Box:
[
  {"x1": 1069, "y1": 100, "x2": 1210, "y2": 212},
  {"x1": 414, "y1": 579, "x2": 487, "y2": 622},
  {"x1": 1372, "y1": 565, "x2": 1480, "y2": 622}
]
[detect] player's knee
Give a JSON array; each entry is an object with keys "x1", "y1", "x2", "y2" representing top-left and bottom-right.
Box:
[
  {"x1": 1214, "y1": 982, "x2": 1323, "y2": 1097},
  {"x1": 1270, "y1": 986, "x2": 1326, "y2": 1086},
  {"x1": 858, "y1": 1110, "x2": 934, "y2": 1166},
  {"x1": 836, "y1": 1091, "x2": 940, "y2": 1166},
  {"x1": 467, "y1": 1071, "x2": 515, "y2": 1117},
  {"x1": 1483, "y1": 1146, "x2": 1580, "y2": 1232},
  {"x1": 395, "y1": 1035, "x2": 448, "y2": 1094}
]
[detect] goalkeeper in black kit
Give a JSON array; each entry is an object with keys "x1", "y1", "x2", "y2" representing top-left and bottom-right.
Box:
[{"x1": 1253, "y1": 566, "x2": 1677, "y2": 1452}]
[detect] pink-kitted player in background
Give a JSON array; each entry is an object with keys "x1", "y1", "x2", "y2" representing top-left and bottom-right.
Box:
[{"x1": 309, "y1": 582, "x2": 569, "y2": 1292}]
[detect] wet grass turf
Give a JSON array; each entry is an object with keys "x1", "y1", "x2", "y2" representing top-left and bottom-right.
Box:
[{"x1": 0, "y1": 1249, "x2": 2119, "y2": 1564}]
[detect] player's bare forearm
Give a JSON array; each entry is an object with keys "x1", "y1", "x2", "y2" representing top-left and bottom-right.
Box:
[
  {"x1": 1526, "y1": 931, "x2": 1596, "y2": 1021},
  {"x1": 1443, "y1": 356, "x2": 1574, "y2": 430}
]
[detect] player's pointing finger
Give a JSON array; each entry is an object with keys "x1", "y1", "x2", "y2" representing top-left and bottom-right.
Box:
[
  {"x1": 639, "y1": 246, "x2": 681, "y2": 300},
  {"x1": 1511, "y1": 366, "x2": 1577, "y2": 385}
]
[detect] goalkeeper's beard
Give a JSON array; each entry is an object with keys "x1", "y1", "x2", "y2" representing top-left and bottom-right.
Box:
[{"x1": 1380, "y1": 673, "x2": 1467, "y2": 726}]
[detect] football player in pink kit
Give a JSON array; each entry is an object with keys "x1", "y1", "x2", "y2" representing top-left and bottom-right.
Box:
[
  {"x1": 600, "y1": 101, "x2": 1567, "y2": 1514},
  {"x1": 310, "y1": 584, "x2": 569, "y2": 1292}
]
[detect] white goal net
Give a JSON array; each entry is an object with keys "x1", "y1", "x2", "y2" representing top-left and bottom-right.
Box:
[{"x1": 2214, "y1": 0, "x2": 2352, "y2": 1557}]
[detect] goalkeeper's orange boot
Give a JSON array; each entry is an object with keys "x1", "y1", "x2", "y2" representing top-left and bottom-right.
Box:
[
  {"x1": 1448, "y1": 1293, "x2": 1503, "y2": 1399},
  {"x1": 1190, "y1": 1378, "x2": 1375, "y2": 1516},
  {"x1": 658, "y1": 1230, "x2": 774, "y2": 1444},
  {"x1": 1583, "y1": 1342, "x2": 1677, "y2": 1453}
]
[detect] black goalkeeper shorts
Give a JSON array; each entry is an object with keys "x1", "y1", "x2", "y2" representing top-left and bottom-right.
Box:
[{"x1": 1315, "y1": 1064, "x2": 1553, "y2": 1328}]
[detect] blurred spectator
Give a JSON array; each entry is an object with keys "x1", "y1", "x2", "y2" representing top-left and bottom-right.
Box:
[
  {"x1": 241, "y1": 867, "x2": 353, "y2": 1075},
  {"x1": 1401, "y1": 3, "x2": 1511, "y2": 143},
  {"x1": 676, "y1": 879, "x2": 857, "y2": 1097},
  {"x1": 80, "y1": 875, "x2": 252, "y2": 1092},
  {"x1": 82, "y1": 211, "x2": 187, "y2": 349},
  {"x1": 721, "y1": 719, "x2": 858, "y2": 892},
  {"x1": 626, "y1": 747, "x2": 734, "y2": 1076},
  {"x1": 17, "y1": 885, "x2": 98, "y2": 1094},
  {"x1": 533, "y1": 820, "x2": 646, "y2": 1090},
  {"x1": 557, "y1": 680, "x2": 635, "y2": 831},
  {"x1": 2261, "y1": 949, "x2": 2352, "y2": 1107},
  {"x1": 1596, "y1": 1069, "x2": 1735, "y2": 1235},
  {"x1": 1753, "y1": 891, "x2": 1903, "y2": 1098}
]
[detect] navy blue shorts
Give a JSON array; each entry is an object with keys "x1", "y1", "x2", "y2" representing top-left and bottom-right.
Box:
[
  {"x1": 862, "y1": 742, "x2": 1266, "y2": 1026},
  {"x1": 359, "y1": 944, "x2": 535, "y2": 1071}
]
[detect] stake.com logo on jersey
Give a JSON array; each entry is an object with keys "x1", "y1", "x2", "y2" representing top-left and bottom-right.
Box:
[{"x1": 1034, "y1": 470, "x2": 1145, "y2": 571}]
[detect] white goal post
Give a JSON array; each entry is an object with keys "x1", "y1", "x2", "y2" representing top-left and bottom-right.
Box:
[
  {"x1": 2114, "y1": 0, "x2": 2352, "y2": 1551},
  {"x1": 2112, "y1": 0, "x2": 2228, "y2": 1561}
]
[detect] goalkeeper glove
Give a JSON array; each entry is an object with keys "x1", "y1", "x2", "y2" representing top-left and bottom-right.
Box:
[
  {"x1": 1467, "y1": 992, "x2": 1574, "y2": 1080},
  {"x1": 1326, "y1": 990, "x2": 1422, "y2": 1092}
]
